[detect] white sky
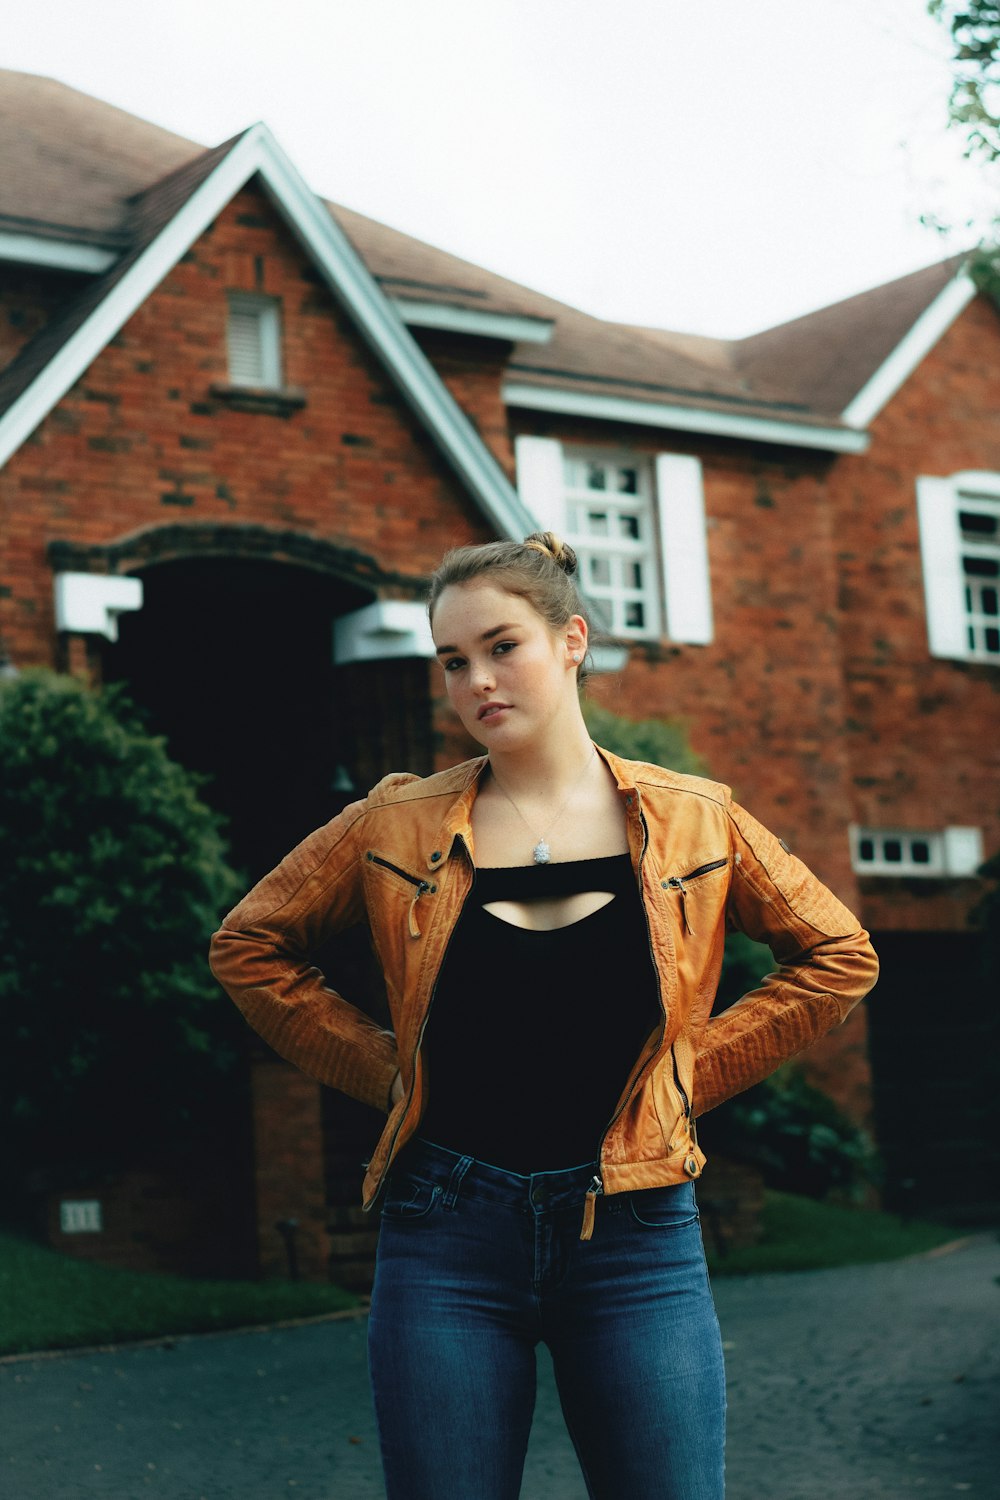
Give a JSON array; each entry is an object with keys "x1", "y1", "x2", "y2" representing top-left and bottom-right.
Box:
[{"x1": 1, "y1": 0, "x2": 988, "y2": 336}]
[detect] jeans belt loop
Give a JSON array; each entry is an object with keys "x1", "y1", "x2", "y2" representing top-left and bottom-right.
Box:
[{"x1": 442, "y1": 1153, "x2": 474, "y2": 1211}]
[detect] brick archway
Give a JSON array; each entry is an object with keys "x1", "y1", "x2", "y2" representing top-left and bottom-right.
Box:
[{"x1": 48, "y1": 522, "x2": 422, "y2": 597}]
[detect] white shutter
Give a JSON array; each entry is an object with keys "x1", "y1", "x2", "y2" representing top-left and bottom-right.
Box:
[
  {"x1": 916, "y1": 476, "x2": 967, "y2": 659},
  {"x1": 655, "y1": 453, "x2": 713, "y2": 645},
  {"x1": 515, "y1": 435, "x2": 566, "y2": 535}
]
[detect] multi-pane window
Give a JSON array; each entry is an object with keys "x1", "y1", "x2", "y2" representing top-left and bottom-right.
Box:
[
  {"x1": 957, "y1": 492, "x2": 1000, "y2": 660},
  {"x1": 851, "y1": 827, "x2": 943, "y2": 876},
  {"x1": 850, "y1": 825, "x2": 983, "y2": 878},
  {"x1": 226, "y1": 292, "x2": 283, "y2": 388},
  {"x1": 562, "y1": 454, "x2": 660, "y2": 638}
]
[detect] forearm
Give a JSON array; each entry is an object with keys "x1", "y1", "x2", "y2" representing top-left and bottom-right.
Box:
[
  {"x1": 692, "y1": 798, "x2": 878, "y2": 1115},
  {"x1": 208, "y1": 790, "x2": 399, "y2": 1114}
]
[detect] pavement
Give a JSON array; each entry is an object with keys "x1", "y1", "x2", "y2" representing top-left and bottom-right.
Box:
[{"x1": 2, "y1": 1234, "x2": 998, "y2": 1499}]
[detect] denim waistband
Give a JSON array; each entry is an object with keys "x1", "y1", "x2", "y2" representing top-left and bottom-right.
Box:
[{"x1": 395, "y1": 1137, "x2": 599, "y2": 1214}]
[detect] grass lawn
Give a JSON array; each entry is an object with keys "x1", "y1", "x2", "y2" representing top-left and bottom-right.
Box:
[
  {"x1": 706, "y1": 1189, "x2": 959, "y2": 1276},
  {"x1": 0, "y1": 1233, "x2": 358, "y2": 1358},
  {"x1": 1, "y1": 1192, "x2": 960, "y2": 1357}
]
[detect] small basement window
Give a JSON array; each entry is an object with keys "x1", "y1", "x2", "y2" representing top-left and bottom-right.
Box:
[
  {"x1": 850, "y1": 825, "x2": 983, "y2": 878},
  {"x1": 226, "y1": 292, "x2": 283, "y2": 388},
  {"x1": 59, "y1": 1199, "x2": 103, "y2": 1234}
]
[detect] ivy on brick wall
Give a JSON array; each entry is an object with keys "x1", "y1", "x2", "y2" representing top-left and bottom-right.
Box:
[{"x1": 0, "y1": 670, "x2": 246, "y2": 1188}]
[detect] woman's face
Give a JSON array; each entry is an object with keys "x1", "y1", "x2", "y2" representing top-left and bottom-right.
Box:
[{"x1": 431, "y1": 579, "x2": 585, "y2": 751}]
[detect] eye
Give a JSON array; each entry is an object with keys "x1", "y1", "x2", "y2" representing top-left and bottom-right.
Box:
[
  {"x1": 441, "y1": 656, "x2": 466, "y2": 673},
  {"x1": 492, "y1": 640, "x2": 517, "y2": 657}
]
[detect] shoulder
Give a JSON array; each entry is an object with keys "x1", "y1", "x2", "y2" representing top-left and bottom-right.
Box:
[
  {"x1": 598, "y1": 747, "x2": 732, "y2": 810},
  {"x1": 364, "y1": 757, "x2": 487, "y2": 812}
]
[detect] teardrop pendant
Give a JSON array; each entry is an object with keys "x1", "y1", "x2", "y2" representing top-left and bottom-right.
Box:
[{"x1": 533, "y1": 840, "x2": 551, "y2": 865}]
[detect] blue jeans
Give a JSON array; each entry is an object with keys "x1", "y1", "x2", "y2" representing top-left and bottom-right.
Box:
[{"x1": 368, "y1": 1138, "x2": 726, "y2": 1500}]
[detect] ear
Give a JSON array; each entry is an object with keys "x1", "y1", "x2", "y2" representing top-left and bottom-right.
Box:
[{"x1": 564, "y1": 613, "x2": 588, "y2": 666}]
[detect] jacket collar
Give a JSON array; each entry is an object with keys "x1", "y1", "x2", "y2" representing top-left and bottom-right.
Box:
[{"x1": 423, "y1": 743, "x2": 641, "y2": 872}]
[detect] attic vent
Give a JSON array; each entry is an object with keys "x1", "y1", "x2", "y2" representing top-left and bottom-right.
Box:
[{"x1": 226, "y1": 292, "x2": 283, "y2": 388}]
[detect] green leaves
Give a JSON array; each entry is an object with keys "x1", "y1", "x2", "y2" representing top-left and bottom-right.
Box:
[{"x1": 0, "y1": 670, "x2": 245, "y2": 1181}]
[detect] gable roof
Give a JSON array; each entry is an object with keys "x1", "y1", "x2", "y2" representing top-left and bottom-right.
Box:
[
  {"x1": 0, "y1": 69, "x2": 984, "y2": 459},
  {"x1": 0, "y1": 102, "x2": 538, "y2": 541}
]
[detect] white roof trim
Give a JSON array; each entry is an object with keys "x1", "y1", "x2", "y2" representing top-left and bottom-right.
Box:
[
  {"x1": 392, "y1": 299, "x2": 554, "y2": 344},
  {"x1": 841, "y1": 272, "x2": 978, "y2": 430},
  {"x1": 0, "y1": 231, "x2": 117, "y2": 274},
  {"x1": 503, "y1": 381, "x2": 869, "y2": 454},
  {"x1": 0, "y1": 125, "x2": 537, "y2": 542}
]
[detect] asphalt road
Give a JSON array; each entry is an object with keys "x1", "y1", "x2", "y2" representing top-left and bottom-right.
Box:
[{"x1": 3, "y1": 1235, "x2": 997, "y2": 1499}]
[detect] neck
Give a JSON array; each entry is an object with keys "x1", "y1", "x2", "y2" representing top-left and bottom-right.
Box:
[{"x1": 487, "y1": 720, "x2": 596, "y2": 798}]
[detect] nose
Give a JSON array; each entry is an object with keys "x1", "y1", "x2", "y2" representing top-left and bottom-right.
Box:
[{"x1": 470, "y1": 657, "x2": 496, "y2": 693}]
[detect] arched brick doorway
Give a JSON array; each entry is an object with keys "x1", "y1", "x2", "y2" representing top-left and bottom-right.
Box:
[
  {"x1": 87, "y1": 536, "x2": 437, "y2": 1282},
  {"x1": 104, "y1": 555, "x2": 372, "y2": 880}
]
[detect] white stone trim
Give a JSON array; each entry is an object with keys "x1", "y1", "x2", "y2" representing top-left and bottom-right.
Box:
[
  {"x1": 333, "y1": 600, "x2": 436, "y2": 664},
  {"x1": 53, "y1": 573, "x2": 143, "y2": 642},
  {"x1": 0, "y1": 231, "x2": 117, "y2": 274},
  {"x1": 392, "y1": 300, "x2": 554, "y2": 344},
  {"x1": 503, "y1": 382, "x2": 868, "y2": 454},
  {"x1": 842, "y1": 272, "x2": 978, "y2": 429},
  {"x1": 0, "y1": 125, "x2": 537, "y2": 544}
]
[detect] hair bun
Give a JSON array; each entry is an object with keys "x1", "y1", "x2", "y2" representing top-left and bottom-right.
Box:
[{"x1": 523, "y1": 531, "x2": 578, "y2": 577}]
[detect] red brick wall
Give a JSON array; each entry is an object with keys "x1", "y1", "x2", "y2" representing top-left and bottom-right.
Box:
[
  {"x1": 0, "y1": 183, "x2": 493, "y2": 669},
  {"x1": 829, "y1": 296, "x2": 1000, "y2": 933}
]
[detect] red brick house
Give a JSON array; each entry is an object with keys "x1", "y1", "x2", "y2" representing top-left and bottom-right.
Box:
[{"x1": 2, "y1": 71, "x2": 997, "y2": 1279}]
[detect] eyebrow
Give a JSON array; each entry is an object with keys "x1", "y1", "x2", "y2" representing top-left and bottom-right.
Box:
[{"x1": 434, "y1": 623, "x2": 519, "y2": 656}]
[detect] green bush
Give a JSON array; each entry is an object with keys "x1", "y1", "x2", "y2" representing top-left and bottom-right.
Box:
[
  {"x1": 0, "y1": 670, "x2": 245, "y2": 1187},
  {"x1": 701, "y1": 1065, "x2": 879, "y2": 1200}
]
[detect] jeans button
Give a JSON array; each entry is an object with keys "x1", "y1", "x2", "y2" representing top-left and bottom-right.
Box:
[{"x1": 531, "y1": 1183, "x2": 546, "y2": 1207}]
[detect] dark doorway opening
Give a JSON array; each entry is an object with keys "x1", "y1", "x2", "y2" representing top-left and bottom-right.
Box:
[
  {"x1": 867, "y1": 930, "x2": 999, "y2": 1225},
  {"x1": 104, "y1": 557, "x2": 373, "y2": 882}
]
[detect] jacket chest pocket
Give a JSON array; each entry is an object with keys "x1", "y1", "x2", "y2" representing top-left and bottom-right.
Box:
[
  {"x1": 661, "y1": 858, "x2": 728, "y2": 936},
  {"x1": 365, "y1": 852, "x2": 437, "y2": 939}
]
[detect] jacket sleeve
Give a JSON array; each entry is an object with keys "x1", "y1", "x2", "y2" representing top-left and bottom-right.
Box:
[
  {"x1": 208, "y1": 785, "x2": 401, "y2": 1114},
  {"x1": 692, "y1": 798, "x2": 878, "y2": 1116}
]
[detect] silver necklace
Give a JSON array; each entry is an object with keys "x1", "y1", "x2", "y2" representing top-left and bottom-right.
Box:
[{"x1": 490, "y1": 746, "x2": 596, "y2": 865}]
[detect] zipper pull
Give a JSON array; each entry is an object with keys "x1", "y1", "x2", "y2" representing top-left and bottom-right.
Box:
[
  {"x1": 407, "y1": 882, "x2": 429, "y2": 939},
  {"x1": 580, "y1": 1174, "x2": 603, "y2": 1241},
  {"x1": 669, "y1": 876, "x2": 696, "y2": 936}
]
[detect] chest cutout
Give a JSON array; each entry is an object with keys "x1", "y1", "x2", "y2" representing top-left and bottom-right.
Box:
[{"x1": 481, "y1": 890, "x2": 615, "y2": 932}]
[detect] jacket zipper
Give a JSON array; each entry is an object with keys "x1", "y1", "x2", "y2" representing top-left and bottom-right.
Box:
[
  {"x1": 665, "y1": 858, "x2": 727, "y2": 936},
  {"x1": 583, "y1": 802, "x2": 666, "y2": 1242},
  {"x1": 366, "y1": 852, "x2": 436, "y2": 939},
  {"x1": 366, "y1": 845, "x2": 473, "y2": 1206}
]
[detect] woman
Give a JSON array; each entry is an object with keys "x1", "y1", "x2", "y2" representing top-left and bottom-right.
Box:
[{"x1": 210, "y1": 532, "x2": 878, "y2": 1500}]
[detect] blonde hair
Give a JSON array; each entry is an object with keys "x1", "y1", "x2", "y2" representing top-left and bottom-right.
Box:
[{"x1": 427, "y1": 533, "x2": 590, "y2": 658}]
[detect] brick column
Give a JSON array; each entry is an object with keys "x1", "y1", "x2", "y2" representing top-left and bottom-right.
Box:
[{"x1": 250, "y1": 1053, "x2": 330, "y2": 1282}]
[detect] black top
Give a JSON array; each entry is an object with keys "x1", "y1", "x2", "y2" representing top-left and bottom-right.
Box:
[{"x1": 418, "y1": 853, "x2": 661, "y2": 1172}]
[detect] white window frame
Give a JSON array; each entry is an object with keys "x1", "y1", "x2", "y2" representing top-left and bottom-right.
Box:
[
  {"x1": 514, "y1": 435, "x2": 713, "y2": 645},
  {"x1": 226, "y1": 291, "x2": 283, "y2": 389},
  {"x1": 562, "y1": 450, "x2": 661, "y2": 639},
  {"x1": 916, "y1": 471, "x2": 1000, "y2": 664},
  {"x1": 850, "y1": 824, "x2": 983, "y2": 878}
]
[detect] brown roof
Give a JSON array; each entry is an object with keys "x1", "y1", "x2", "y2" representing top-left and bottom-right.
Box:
[
  {"x1": 0, "y1": 130, "x2": 245, "y2": 416},
  {"x1": 0, "y1": 69, "x2": 972, "y2": 431},
  {"x1": 732, "y1": 258, "x2": 968, "y2": 417},
  {"x1": 0, "y1": 70, "x2": 199, "y2": 243}
]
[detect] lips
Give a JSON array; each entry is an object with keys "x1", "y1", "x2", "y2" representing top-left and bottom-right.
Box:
[{"x1": 477, "y1": 702, "x2": 511, "y2": 721}]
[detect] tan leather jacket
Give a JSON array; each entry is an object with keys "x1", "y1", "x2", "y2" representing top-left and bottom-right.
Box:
[{"x1": 209, "y1": 746, "x2": 878, "y2": 1231}]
